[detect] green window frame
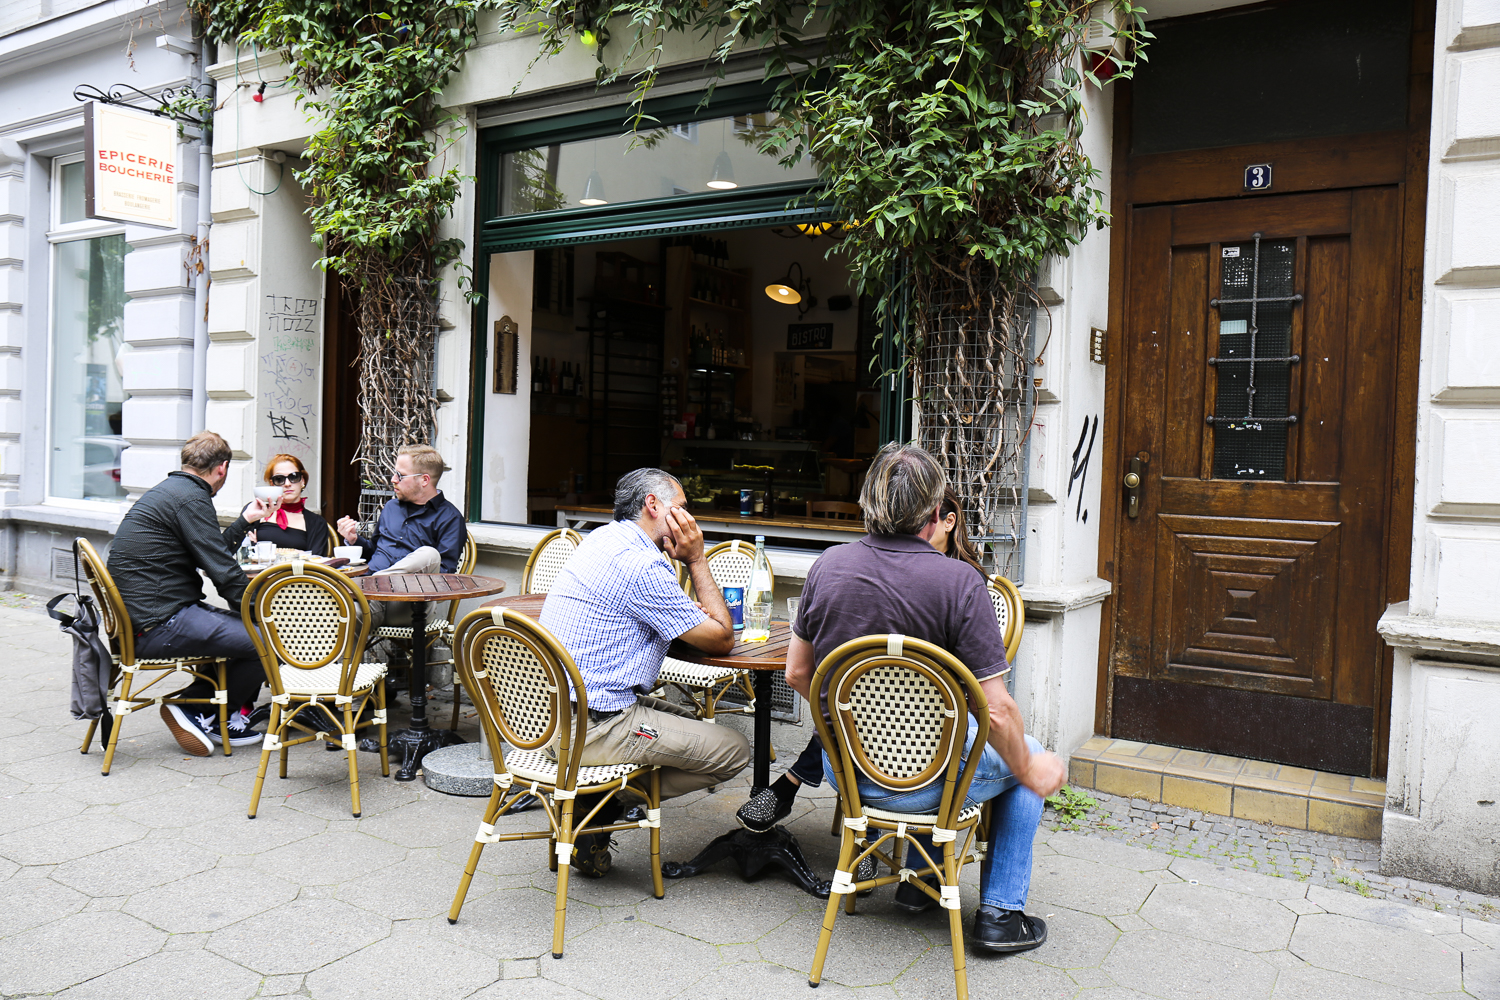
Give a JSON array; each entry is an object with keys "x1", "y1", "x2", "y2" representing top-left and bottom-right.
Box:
[{"x1": 465, "y1": 80, "x2": 912, "y2": 517}]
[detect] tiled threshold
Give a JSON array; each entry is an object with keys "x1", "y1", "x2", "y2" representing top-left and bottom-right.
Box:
[{"x1": 1067, "y1": 737, "x2": 1386, "y2": 840}]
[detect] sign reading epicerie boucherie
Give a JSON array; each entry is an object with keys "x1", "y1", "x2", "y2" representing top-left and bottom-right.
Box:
[{"x1": 83, "y1": 102, "x2": 177, "y2": 228}]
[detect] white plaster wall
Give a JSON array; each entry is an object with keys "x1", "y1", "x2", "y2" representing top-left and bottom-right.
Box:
[
  {"x1": 481, "y1": 251, "x2": 535, "y2": 524},
  {"x1": 1378, "y1": 0, "x2": 1500, "y2": 895}
]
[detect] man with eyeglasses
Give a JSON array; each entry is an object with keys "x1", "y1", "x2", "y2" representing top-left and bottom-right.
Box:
[{"x1": 335, "y1": 444, "x2": 466, "y2": 632}]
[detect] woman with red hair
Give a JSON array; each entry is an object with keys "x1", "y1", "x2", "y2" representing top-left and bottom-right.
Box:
[{"x1": 240, "y1": 454, "x2": 331, "y2": 555}]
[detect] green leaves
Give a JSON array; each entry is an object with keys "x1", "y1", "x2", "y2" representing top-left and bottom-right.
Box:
[{"x1": 195, "y1": 0, "x2": 497, "y2": 287}]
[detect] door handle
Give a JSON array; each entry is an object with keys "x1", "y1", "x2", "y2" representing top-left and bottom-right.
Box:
[{"x1": 1124, "y1": 457, "x2": 1146, "y2": 519}]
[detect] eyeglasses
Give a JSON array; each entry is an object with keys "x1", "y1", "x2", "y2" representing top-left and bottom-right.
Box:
[
  {"x1": 391, "y1": 471, "x2": 425, "y2": 483},
  {"x1": 269, "y1": 472, "x2": 304, "y2": 486}
]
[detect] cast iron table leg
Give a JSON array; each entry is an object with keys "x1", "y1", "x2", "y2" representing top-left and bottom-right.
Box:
[
  {"x1": 661, "y1": 670, "x2": 831, "y2": 897},
  {"x1": 384, "y1": 600, "x2": 463, "y2": 781}
]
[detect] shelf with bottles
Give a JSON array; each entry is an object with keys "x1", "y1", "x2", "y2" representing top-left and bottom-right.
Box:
[{"x1": 530, "y1": 355, "x2": 587, "y2": 399}]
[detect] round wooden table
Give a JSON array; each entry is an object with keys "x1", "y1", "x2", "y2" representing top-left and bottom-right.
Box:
[
  {"x1": 241, "y1": 559, "x2": 367, "y2": 579},
  {"x1": 361, "y1": 573, "x2": 506, "y2": 781},
  {"x1": 485, "y1": 596, "x2": 827, "y2": 895}
]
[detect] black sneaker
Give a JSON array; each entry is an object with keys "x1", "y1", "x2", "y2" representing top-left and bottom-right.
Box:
[
  {"x1": 206, "y1": 707, "x2": 264, "y2": 748},
  {"x1": 246, "y1": 703, "x2": 273, "y2": 730},
  {"x1": 971, "y1": 906, "x2": 1047, "y2": 954},
  {"x1": 736, "y1": 786, "x2": 792, "y2": 833},
  {"x1": 161, "y1": 704, "x2": 213, "y2": 757},
  {"x1": 893, "y1": 874, "x2": 940, "y2": 914},
  {"x1": 855, "y1": 854, "x2": 877, "y2": 887}
]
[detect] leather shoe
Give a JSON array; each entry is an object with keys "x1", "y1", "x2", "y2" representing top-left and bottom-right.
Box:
[
  {"x1": 892, "y1": 874, "x2": 939, "y2": 914},
  {"x1": 971, "y1": 906, "x2": 1047, "y2": 954}
]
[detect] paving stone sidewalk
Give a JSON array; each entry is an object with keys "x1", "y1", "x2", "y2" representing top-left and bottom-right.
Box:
[{"x1": 0, "y1": 602, "x2": 1493, "y2": 999}]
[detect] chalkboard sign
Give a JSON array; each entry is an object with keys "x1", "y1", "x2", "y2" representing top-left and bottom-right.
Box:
[{"x1": 787, "y1": 323, "x2": 834, "y2": 351}]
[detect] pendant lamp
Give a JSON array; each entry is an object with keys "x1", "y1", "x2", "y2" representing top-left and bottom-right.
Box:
[
  {"x1": 579, "y1": 170, "x2": 607, "y2": 206},
  {"x1": 764, "y1": 260, "x2": 816, "y2": 316},
  {"x1": 707, "y1": 150, "x2": 738, "y2": 190}
]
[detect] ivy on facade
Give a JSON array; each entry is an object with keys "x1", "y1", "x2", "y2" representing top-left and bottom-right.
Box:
[{"x1": 195, "y1": 0, "x2": 500, "y2": 505}]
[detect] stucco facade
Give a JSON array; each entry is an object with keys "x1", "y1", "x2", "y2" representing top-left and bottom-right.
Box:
[{"x1": 2, "y1": 0, "x2": 1496, "y2": 894}]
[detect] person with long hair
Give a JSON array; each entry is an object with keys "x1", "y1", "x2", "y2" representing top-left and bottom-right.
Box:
[
  {"x1": 241, "y1": 454, "x2": 331, "y2": 556},
  {"x1": 930, "y1": 488, "x2": 986, "y2": 577}
]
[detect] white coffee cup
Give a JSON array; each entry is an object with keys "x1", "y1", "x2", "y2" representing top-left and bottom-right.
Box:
[
  {"x1": 334, "y1": 545, "x2": 363, "y2": 562},
  {"x1": 253, "y1": 485, "x2": 281, "y2": 504}
]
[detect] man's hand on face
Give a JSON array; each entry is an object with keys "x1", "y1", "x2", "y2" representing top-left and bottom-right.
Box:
[
  {"x1": 661, "y1": 504, "x2": 706, "y2": 564},
  {"x1": 336, "y1": 515, "x2": 360, "y2": 545}
]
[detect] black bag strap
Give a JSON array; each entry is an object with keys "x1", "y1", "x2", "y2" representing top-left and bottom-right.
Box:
[{"x1": 46, "y1": 591, "x2": 77, "y2": 628}]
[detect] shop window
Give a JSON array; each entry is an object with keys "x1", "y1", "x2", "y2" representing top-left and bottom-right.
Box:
[
  {"x1": 499, "y1": 112, "x2": 818, "y2": 217},
  {"x1": 48, "y1": 154, "x2": 128, "y2": 503}
]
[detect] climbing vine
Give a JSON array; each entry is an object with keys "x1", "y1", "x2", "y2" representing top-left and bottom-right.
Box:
[
  {"x1": 194, "y1": 0, "x2": 500, "y2": 508},
  {"x1": 505, "y1": 0, "x2": 1146, "y2": 569}
]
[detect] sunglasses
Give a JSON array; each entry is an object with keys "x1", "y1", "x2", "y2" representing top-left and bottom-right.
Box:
[{"x1": 269, "y1": 472, "x2": 304, "y2": 486}]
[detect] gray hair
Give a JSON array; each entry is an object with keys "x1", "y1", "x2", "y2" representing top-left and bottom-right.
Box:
[
  {"x1": 859, "y1": 442, "x2": 947, "y2": 536},
  {"x1": 613, "y1": 468, "x2": 683, "y2": 521}
]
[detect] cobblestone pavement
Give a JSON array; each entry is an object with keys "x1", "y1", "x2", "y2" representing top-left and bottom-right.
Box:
[
  {"x1": 0, "y1": 603, "x2": 1493, "y2": 998},
  {"x1": 1046, "y1": 789, "x2": 1500, "y2": 926}
]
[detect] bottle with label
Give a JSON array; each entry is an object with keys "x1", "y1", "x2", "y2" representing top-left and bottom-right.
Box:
[
  {"x1": 744, "y1": 536, "x2": 774, "y2": 640},
  {"x1": 561, "y1": 361, "x2": 573, "y2": 394},
  {"x1": 550, "y1": 358, "x2": 559, "y2": 395}
]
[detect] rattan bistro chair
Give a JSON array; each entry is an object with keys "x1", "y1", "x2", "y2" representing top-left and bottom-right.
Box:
[
  {"x1": 521, "y1": 528, "x2": 582, "y2": 595},
  {"x1": 241, "y1": 561, "x2": 389, "y2": 819},
  {"x1": 73, "y1": 538, "x2": 231, "y2": 775},
  {"x1": 809, "y1": 635, "x2": 993, "y2": 1000},
  {"x1": 447, "y1": 606, "x2": 665, "y2": 958},
  {"x1": 655, "y1": 540, "x2": 768, "y2": 721},
  {"x1": 986, "y1": 575, "x2": 1024, "y2": 666}
]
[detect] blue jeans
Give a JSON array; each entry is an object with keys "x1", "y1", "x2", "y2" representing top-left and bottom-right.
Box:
[{"x1": 824, "y1": 719, "x2": 1044, "y2": 911}]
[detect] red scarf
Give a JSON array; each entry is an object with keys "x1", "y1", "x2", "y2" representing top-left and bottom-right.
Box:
[{"x1": 275, "y1": 498, "x2": 306, "y2": 531}]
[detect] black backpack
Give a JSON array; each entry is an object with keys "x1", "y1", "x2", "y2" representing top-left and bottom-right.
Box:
[{"x1": 47, "y1": 544, "x2": 115, "y2": 750}]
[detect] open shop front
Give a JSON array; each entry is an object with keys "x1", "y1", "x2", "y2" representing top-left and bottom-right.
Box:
[{"x1": 472, "y1": 89, "x2": 898, "y2": 551}]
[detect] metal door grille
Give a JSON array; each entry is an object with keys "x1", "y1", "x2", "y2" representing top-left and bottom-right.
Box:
[{"x1": 1207, "y1": 233, "x2": 1300, "y2": 480}]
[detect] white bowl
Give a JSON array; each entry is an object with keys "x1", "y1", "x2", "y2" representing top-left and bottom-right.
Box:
[
  {"x1": 253, "y1": 485, "x2": 281, "y2": 503},
  {"x1": 333, "y1": 545, "x2": 363, "y2": 562}
]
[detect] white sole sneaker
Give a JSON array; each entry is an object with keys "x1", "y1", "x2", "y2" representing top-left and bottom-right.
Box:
[{"x1": 161, "y1": 704, "x2": 213, "y2": 756}]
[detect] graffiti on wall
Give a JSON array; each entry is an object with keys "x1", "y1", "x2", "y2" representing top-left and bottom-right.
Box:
[
  {"x1": 258, "y1": 295, "x2": 320, "y2": 477},
  {"x1": 1067, "y1": 415, "x2": 1099, "y2": 523}
]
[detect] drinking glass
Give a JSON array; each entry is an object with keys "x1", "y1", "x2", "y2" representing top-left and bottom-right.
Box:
[
  {"x1": 785, "y1": 596, "x2": 800, "y2": 626},
  {"x1": 745, "y1": 601, "x2": 772, "y2": 641}
]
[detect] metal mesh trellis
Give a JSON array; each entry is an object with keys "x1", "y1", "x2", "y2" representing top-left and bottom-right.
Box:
[
  {"x1": 352, "y1": 269, "x2": 441, "y2": 529},
  {"x1": 912, "y1": 266, "x2": 1035, "y2": 583}
]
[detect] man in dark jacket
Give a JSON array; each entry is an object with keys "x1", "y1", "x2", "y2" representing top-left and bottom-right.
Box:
[{"x1": 108, "y1": 431, "x2": 273, "y2": 756}]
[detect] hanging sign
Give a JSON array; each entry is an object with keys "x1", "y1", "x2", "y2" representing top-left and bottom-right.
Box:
[
  {"x1": 83, "y1": 102, "x2": 177, "y2": 228},
  {"x1": 787, "y1": 323, "x2": 834, "y2": 351}
]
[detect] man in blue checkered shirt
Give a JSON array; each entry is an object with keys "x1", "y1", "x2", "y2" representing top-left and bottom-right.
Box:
[{"x1": 540, "y1": 468, "x2": 751, "y2": 877}]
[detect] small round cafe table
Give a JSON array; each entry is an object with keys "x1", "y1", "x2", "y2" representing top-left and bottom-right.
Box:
[{"x1": 360, "y1": 573, "x2": 506, "y2": 781}]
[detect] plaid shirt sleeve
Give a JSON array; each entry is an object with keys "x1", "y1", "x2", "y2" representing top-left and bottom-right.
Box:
[{"x1": 623, "y1": 555, "x2": 708, "y2": 642}]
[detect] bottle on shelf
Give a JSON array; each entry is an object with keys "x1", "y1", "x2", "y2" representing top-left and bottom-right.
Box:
[{"x1": 550, "y1": 358, "x2": 559, "y2": 395}]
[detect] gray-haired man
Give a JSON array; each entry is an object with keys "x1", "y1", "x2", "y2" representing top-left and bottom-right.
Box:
[{"x1": 539, "y1": 468, "x2": 752, "y2": 878}]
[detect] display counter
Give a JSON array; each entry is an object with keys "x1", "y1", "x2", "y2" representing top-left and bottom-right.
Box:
[{"x1": 555, "y1": 504, "x2": 865, "y2": 545}]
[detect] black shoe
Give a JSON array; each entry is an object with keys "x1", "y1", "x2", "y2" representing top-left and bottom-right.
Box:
[
  {"x1": 206, "y1": 707, "x2": 264, "y2": 748},
  {"x1": 893, "y1": 874, "x2": 940, "y2": 914},
  {"x1": 567, "y1": 795, "x2": 622, "y2": 878},
  {"x1": 161, "y1": 704, "x2": 213, "y2": 757},
  {"x1": 971, "y1": 906, "x2": 1047, "y2": 954},
  {"x1": 855, "y1": 854, "x2": 877, "y2": 894},
  {"x1": 736, "y1": 786, "x2": 793, "y2": 833},
  {"x1": 246, "y1": 704, "x2": 272, "y2": 730}
]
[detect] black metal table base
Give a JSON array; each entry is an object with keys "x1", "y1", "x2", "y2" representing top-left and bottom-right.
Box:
[
  {"x1": 662, "y1": 824, "x2": 831, "y2": 898},
  {"x1": 382, "y1": 726, "x2": 464, "y2": 782}
]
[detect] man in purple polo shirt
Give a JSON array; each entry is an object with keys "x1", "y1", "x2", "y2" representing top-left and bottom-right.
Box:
[{"x1": 783, "y1": 442, "x2": 1066, "y2": 954}]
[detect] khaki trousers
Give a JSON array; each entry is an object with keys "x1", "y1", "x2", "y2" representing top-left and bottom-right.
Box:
[{"x1": 575, "y1": 696, "x2": 751, "y2": 800}]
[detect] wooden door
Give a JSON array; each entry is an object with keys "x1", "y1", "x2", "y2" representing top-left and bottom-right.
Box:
[{"x1": 1110, "y1": 188, "x2": 1400, "y2": 776}]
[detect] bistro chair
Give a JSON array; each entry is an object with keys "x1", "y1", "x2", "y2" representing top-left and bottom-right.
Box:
[
  {"x1": 986, "y1": 574, "x2": 1025, "y2": 667},
  {"x1": 326, "y1": 522, "x2": 342, "y2": 556},
  {"x1": 807, "y1": 500, "x2": 862, "y2": 520},
  {"x1": 809, "y1": 634, "x2": 992, "y2": 1000},
  {"x1": 447, "y1": 606, "x2": 664, "y2": 958},
  {"x1": 241, "y1": 561, "x2": 389, "y2": 819},
  {"x1": 657, "y1": 539, "x2": 770, "y2": 721},
  {"x1": 521, "y1": 528, "x2": 583, "y2": 595},
  {"x1": 73, "y1": 537, "x2": 231, "y2": 775}
]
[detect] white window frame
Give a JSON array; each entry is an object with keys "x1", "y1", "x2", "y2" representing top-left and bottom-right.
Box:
[{"x1": 45, "y1": 151, "x2": 128, "y2": 510}]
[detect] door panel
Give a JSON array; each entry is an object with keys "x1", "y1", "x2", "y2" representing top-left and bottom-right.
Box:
[{"x1": 1110, "y1": 188, "x2": 1401, "y2": 775}]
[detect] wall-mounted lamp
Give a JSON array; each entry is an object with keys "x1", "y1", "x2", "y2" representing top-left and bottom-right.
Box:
[{"x1": 765, "y1": 261, "x2": 817, "y2": 316}]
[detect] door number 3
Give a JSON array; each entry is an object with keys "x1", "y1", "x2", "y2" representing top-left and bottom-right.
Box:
[{"x1": 1244, "y1": 163, "x2": 1273, "y2": 191}]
